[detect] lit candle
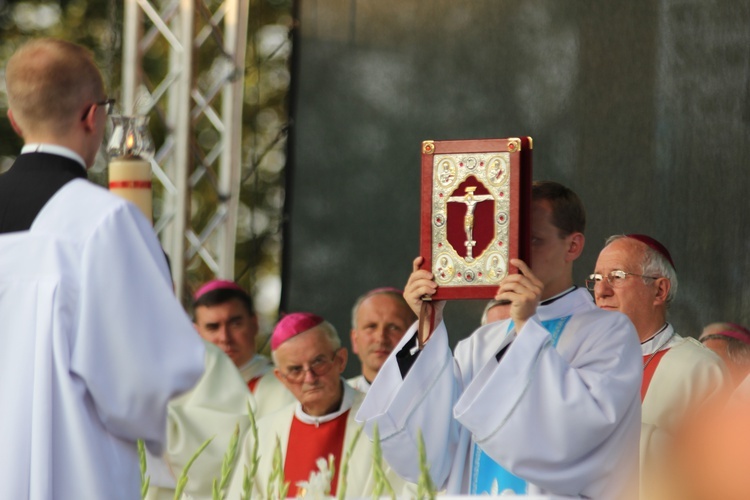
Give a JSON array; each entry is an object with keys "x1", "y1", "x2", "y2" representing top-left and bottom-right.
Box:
[{"x1": 107, "y1": 116, "x2": 155, "y2": 224}]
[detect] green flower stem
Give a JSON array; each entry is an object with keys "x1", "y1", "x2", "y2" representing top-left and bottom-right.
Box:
[
  {"x1": 174, "y1": 436, "x2": 213, "y2": 500},
  {"x1": 137, "y1": 439, "x2": 150, "y2": 499},
  {"x1": 336, "y1": 425, "x2": 363, "y2": 500},
  {"x1": 416, "y1": 429, "x2": 437, "y2": 499}
]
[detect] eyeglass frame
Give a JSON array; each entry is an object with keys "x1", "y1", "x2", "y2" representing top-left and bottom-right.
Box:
[
  {"x1": 278, "y1": 348, "x2": 343, "y2": 384},
  {"x1": 585, "y1": 269, "x2": 662, "y2": 291},
  {"x1": 82, "y1": 98, "x2": 116, "y2": 120}
]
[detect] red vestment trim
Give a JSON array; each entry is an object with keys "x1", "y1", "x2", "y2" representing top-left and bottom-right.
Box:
[
  {"x1": 284, "y1": 410, "x2": 349, "y2": 497},
  {"x1": 641, "y1": 349, "x2": 670, "y2": 402},
  {"x1": 109, "y1": 180, "x2": 152, "y2": 189},
  {"x1": 247, "y1": 376, "x2": 261, "y2": 393}
]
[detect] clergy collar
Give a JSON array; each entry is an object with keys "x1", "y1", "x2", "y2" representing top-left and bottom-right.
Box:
[
  {"x1": 535, "y1": 287, "x2": 593, "y2": 323},
  {"x1": 294, "y1": 379, "x2": 355, "y2": 426},
  {"x1": 641, "y1": 323, "x2": 676, "y2": 356},
  {"x1": 540, "y1": 286, "x2": 577, "y2": 306},
  {"x1": 22, "y1": 144, "x2": 87, "y2": 171}
]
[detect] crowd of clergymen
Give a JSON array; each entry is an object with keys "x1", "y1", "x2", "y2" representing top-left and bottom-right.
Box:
[
  {"x1": 147, "y1": 238, "x2": 750, "y2": 500},
  {"x1": 6, "y1": 38, "x2": 750, "y2": 500}
]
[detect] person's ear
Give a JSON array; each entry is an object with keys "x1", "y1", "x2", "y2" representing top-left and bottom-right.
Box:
[
  {"x1": 7, "y1": 110, "x2": 24, "y2": 138},
  {"x1": 335, "y1": 347, "x2": 348, "y2": 374},
  {"x1": 565, "y1": 232, "x2": 585, "y2": 262},
  {"x1": 350, "y1": 329, "x2": 360, "y2": 355},
  {"x1": 653, "y1": 277, "x2": 671, "y2": 306},
  {"x1": 81, "y1": 104, "x2": 98, "y2": 133},
  {"x1": 273, "y1": 367, "x2": 287, "y2": 385}
]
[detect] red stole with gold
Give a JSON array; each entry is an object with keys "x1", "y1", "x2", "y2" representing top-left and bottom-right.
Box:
[{"x1": 284, "y1": 410, "x2": 349, "y2": 496}]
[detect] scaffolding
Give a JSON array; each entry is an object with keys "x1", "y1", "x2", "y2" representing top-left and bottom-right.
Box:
[{"x1": 120, "y1": 0, "x2": 249, "y2": 301}]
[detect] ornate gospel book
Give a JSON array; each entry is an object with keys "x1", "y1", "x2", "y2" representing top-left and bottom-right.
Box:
[{"x1": 420, "y1": 137, "x2": 532, "y2": 300}]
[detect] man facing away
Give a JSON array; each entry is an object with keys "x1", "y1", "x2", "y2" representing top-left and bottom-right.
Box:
[
  {"x1": 348, "y1": 287, "x2": 416, "y2": 392},
  {"x1": 227, "y1": 313, "x2": 410, "y2": 498},
  {"x1": 0, "y1": 38, "x2": 205, "y2": 499},
  {"x1": 590, "y1": 234, "x2": 726, "y2": 498},
  {"x1": 192, "y1": 279, "x2": 294, "y2": 416},
  {"x1": 356, "y1": 181, "x2": 643, "y2": 499}
]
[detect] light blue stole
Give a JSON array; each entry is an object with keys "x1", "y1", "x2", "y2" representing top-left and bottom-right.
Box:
[{"x1": 469, "y1": 315, "x2": 571, "y2": 495}]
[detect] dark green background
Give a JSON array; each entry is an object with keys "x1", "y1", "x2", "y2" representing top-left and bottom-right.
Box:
[{"x1": 284, "y1": 0, "x2": 750, "y2": 377}]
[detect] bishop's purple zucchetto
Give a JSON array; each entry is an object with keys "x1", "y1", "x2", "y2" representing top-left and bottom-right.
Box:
[{"x1": 271, "y1": 312, "x2": 325, "y2": 351}]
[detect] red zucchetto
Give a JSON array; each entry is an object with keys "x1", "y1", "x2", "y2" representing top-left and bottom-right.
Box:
[{"x1": 625, "y1": 234, "x2": 676, "y2": 270}]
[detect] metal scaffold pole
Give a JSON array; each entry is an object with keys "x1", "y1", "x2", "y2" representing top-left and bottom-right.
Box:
[{"x1": 120, "y1": 0, "x2": 249, "y2": 302}]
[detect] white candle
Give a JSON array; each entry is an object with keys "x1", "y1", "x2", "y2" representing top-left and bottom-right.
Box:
[{"x1": 109, "y1": 158, "x2": 153, "y2": 224}]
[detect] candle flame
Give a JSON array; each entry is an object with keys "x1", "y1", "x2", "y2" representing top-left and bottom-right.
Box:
[{"x1": 126, "y1": 132, "x2": 135, "y2": 150}]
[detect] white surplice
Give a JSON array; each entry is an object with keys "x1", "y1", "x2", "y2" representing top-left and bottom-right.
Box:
[
  {"x1": 347, "y1": 374, "x2": 371, "y2": 393},
  {"x1": 356, "y1": 288, "x2": 643, "y2": 499},
  {"x1": 0, "y1": 179, "x2": 205, "y2": 500},
  {"x1": 239, "y1": 354, "x2": 296, "y2": 417},
  {"x1": 640, "y1": 325, "x2": 726, "y2": 496},
  {"x1": 146, "y1": 341, "x2": 254, "y2": 500}
]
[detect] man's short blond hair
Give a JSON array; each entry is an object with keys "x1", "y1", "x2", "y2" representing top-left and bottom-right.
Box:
[{"x1": 5, "y1": 38, "x2": 105, "y2": 136}]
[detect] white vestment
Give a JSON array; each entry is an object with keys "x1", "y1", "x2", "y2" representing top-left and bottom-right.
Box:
[
  {"x1": 356, "y1": 288, "x2": 642, "y2": 499},
  {"x1": 227, "y1": 382, "x2": 412, "y2": 498},
  {"x1": 0, "y1": 179, "x2": 205, "y2": 500},
  {"x1": 146, "y1": 341, "x2": 254, "y2": 500},
  {"x1": 347, "y1": 374, "x2": 371, "y2": 393},
  {"x1": 640, "y1": 325, "x2": 726, "y2": 496},
  {"x1": 239, "y1": 354, "x2": 296, "y2": 417}
]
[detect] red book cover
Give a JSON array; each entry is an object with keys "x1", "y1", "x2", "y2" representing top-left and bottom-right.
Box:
[{"x1": 420, "y1": 137, "x2": 532, "y2": 300}]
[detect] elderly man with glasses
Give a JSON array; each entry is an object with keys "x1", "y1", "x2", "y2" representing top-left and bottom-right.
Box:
[
  {"x1": 227, "y1": 312, "x2": 412, "y2": 498},
  {"x1": 590, "y1": 233, "x2": 727, "y2": 498}
]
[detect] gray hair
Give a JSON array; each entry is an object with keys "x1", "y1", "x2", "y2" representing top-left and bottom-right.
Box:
[
  {"x1": 605, "y1": 234, "x2": 678, "y2": 304},
  {"x1": 271, "y1": 320, "x2": 341, "y2": 366}
]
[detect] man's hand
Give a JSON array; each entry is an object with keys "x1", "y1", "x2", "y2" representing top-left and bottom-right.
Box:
[
  {"x1": 404, "y1": 256, "x2": 446, "y2": 329},
  {"x1": 495, "y1": 259, "x2": 544, "y2": 333}
]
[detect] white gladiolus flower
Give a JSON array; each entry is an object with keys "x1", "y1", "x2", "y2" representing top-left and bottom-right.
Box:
[{"x1": 296, "y1": 455, "x2": 335, "y2": 499}]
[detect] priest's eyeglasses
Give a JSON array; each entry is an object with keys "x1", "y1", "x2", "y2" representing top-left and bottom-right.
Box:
[
  {"x1": 585, "y1": 270, "x2": 660, "y2": 291},
  {"x1": 281, "y1": 350, "x2": 339, "y2": 383},
  {"x1": 82, "y1": 98, "x2": 116, "y2": 120}
]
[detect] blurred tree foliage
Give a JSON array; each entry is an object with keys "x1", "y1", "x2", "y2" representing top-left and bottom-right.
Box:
[{"x1": 0, "y1": 0, "x2": 293, "y2": 329}]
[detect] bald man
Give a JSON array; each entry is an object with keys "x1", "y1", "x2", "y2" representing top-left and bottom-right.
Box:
[{"x1": 348, "y1": 288, "x2": 416, "y2": 392}]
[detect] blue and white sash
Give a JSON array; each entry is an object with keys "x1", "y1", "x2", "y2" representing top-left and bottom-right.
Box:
[{"x1": 469, "y1": 316, "x2": 572, "y2": 495}]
